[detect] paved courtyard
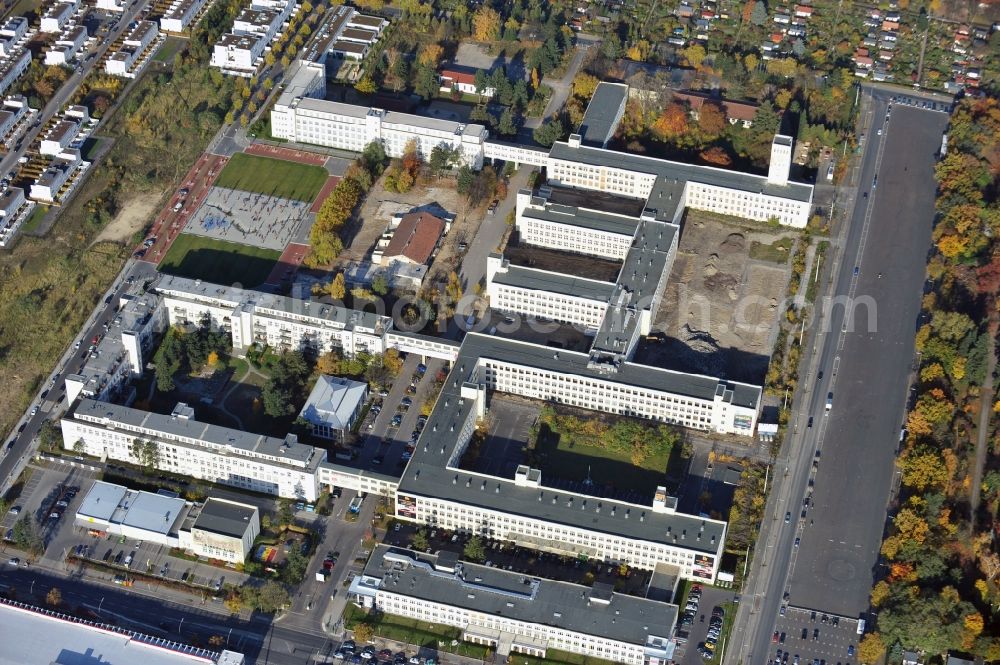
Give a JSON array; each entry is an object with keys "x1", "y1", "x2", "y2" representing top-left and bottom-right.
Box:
[{"x1": 183, "y1": 186, "x2": 313, "y2": 251}]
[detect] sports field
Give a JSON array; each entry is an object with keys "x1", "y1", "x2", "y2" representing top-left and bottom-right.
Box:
[
  {"x1": 213, "y1": 152, "x2": 328, "y2": 201},
  {"x1": 159, "y1": 233, "x2": 280, "y2": 288}
]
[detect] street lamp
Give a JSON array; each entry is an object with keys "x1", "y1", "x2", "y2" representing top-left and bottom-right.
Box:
[
  {"x1": 227, "y1": 627, "x2": 233, "y2": 647},
  {"x1": 98, "y1": 596, "x2": 104, "y2": 616},
  {"x1": 178, "y1": 617, "x2": 184, "y2": 634}
]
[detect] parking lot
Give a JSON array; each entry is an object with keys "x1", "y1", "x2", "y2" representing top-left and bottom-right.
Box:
[
  {"x1": 350, "y1": 354, "x2": 446, "y2": 475},
  {"x1": 771, "y1": 606, "x2": 861, "y2": 665},
  {"x1": 673, "y1": 585, "x2": 737, "y2": 665}
]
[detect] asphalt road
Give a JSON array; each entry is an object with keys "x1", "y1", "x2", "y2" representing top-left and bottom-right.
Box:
[{"x1": 730, "y1": 87, "x2": 950, "y2": 665}]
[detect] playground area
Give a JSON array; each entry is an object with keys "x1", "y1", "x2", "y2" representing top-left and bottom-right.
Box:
[{"x1": 182, "y1": 186, "x2": 312, "y2": 252}]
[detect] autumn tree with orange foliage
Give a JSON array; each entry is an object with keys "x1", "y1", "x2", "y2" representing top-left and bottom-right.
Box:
[{"x1": 651, "y1": 104, "x2": 688, "y2": 139}]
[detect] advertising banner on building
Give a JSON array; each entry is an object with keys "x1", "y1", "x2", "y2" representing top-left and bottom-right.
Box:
[{"x1": 398, "y1": 494, "x2": 417, "y2": 518}]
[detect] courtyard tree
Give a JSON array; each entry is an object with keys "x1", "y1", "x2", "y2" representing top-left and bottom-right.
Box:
[
  {"x1": 46, "y1": 587, "x2": 62, "y2": 607},
  {"x1": 12, "y1": 517, "x2": 43, "y2": 555},
  {"x1": 261, "y1": 351, "x2": 311, "y2": 417},
  {"x1": 463, "y1": 536, "x2": 486, "y2": 562},
  {"x1": 352, "y1": 621, "x2": 375, "y2": 644},
  {"x1": 133, "y1": 438, "x2": 161, "y2": 473},
  {"x1": 410, "y1": 528, "x2": 429, "y2": 551}
]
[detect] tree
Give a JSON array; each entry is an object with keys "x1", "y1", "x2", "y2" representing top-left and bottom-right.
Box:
[
  {"x1": 354, "y1": 76, "x2": 376, "y2": 95},
  {"x1": 652, "y1": 104, "x2": 688, "y2": 139},
  {"x1": 256, "y1": 580, "x2": 290, "y2": 612},
  {"x1": 133, "y1": 438, "x2": 160, "y2": 473},
  {"x1": 498, "y1": 108, "x2": 517, "y2": 137},
  {"x1": 533, "y1": 116, "x2": 566, "y2": 147},
  {"x1": 37, "y1": 419, "x2": 62, "y2": 453},
  {"x1": 472, "y1": 6, "x2": 501, "y2": 41},
  {"x1": 571, "y1": 73, "x2": 599, "y2": 101},
  {"x1": 744, "y1": 53, "x2": 759, "y2": 73},
  {"x1": 418, "y1": 43, "x2": 443, "y2": 67},
  {"x1": 353, "y1": 622, "x2": 375, "y2": 644},
  {"x1": 410, "y1": 528, "x2": 429, "y2": 551},
  {"x1": 371, "y1": 274, "x2": 389, "y2": 296},
  {"x1": 317, "y1": 351, "x2": 342, "y2": 376},
  {"x1": 324, "y1": 273, "x2": 346, "y2": 300},
  {"x1": 698, "y1": 102, "x2": 727, "y2": 136},
  {"x1": 413, "y1": 64, "x2": 438, "y2": 100},
  {"x1": 858, "y1": 633, "x2": 886, "y2": 664},
  {"x1": 700, "y1": 146, "x2": 733, "y2": 166},
  {"x1": 463, "y1": 536, "x2": 486, "y2": 562},
  {"x1": 750, "y1": 0, "x2": 767, "y2": 24},
  {"x1": 429, "y1": 144, "x2": 461, "y2": 172},
  {"x1": 282, "y1": 548, "x2": 310, "y2": 584},
  {"x1": 46, "y1": 587, "x2": 62, "y2": 607},
  {"x1": 871, "y1": 580, "x2": 890, "y2": 606},
  {"x1": 382, "y1": 349, "x2": 403, "y2": 375},
  {"x1": 12, "y1": 517, "x2": 42, "y2": 554},
  {"x1": 682, "y1": 44, "x2": 707, "y2": 69}
]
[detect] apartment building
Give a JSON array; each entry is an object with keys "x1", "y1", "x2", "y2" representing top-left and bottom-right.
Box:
[
  {"x1": 313, "y1": 6, "x2": 386, "y2": 61},
  {"x1": 65, "y1": 290, "x2": 166, "y2": 404},
  {"x1": 0, "y1": 48, "x2": 31, "y2": 97},
  {"x1": 40, "y1": 118, "x2": 80, "y2": 155},
  {"x1": 30, "y1": 149, "x2": 84, "y2": 202},
  {"x1": 62, "y1": 400, "x2": 325, "y2": 501},
  {"x1": 350, "y1": 547, "x2": 678, "y2": 665},
  {"x1": 155, "y1": 274, "x2": 392, "y2": 357},
  {"x1": 40, "y1": 0, "x2": 80, "y2": 33},
  {"x1": 211, "y1": 0, "x2": 294, "y2": 76},
  {"x1": 0, "y1": 186, "x2": 31, "y2": 248},
  {"x1": 0, "y1": 16, "x2": 28, "y2": 57},
  {"x1": 0, "y1": 95, "x2": 30, "y2": 141},
  {"x1": 159, "y1": 0, "x2": 211, "y2": 33},
  {"x1": 105, "y1": 20, "x2": 158, "y2": 77},
  {"x1": 44, "y1": 25, "x2": 87, "y2": 65}
]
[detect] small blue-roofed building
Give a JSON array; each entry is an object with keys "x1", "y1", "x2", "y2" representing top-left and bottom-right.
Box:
[{"x1": 300, "y1": 375, "x2": 369, "y2": 441}]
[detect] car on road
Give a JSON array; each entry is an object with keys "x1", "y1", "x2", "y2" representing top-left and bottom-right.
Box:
[
  {"x1": 784, "y1": 512, "x2": 791, "y2": 523},
  {"x1": 8, "y1": 505, "x2": 20, "y2": 515},
  {"x1": 794, "y1": 537, "x2": 800, "y2": 547},
  {"x1": 847, "y1": 645, "x2": 855, "y2": 657},
  {"x1": 8, "y1": 558, "x2": 19, "y2": 566},
  {"x1": 29, "y1": 405, "x2": 37, "y2": 416}
]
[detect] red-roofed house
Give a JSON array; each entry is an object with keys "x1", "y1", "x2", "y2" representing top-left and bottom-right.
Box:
[
  {"x1": 794, "y1": 5, "x2": 813, "y2": 17},
  {"x1": 375, "y1": 211, "x2": 447, "y2": 267},
  {"x1": 669, "y1": 90, "x2": 759, "y2": 128},
  {"x1": 439, "y1": 68, "x2": 495, "y2": 97}
]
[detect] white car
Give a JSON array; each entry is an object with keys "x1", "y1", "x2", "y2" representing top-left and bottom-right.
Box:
[{"x1": 29, "y1": 406, "x2": 37, "y2": 417}]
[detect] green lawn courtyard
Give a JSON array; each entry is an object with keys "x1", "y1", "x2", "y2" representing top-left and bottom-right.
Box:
[
  {"x1": 158, "y1": 233, "x2": 280, "y2": 287},
  {"x1": 214, "y1": 152, "x2": 328, "y2": 201}
]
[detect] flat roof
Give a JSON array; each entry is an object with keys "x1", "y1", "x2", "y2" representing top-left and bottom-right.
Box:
[
  {"x1": 0, "y1": 601, "x2": 232, "y2": 665},
  {"x1": 70, "y1": 398, "x2": 322, "y2": 471},
  {"x1": 363, "y1": 546, "x2": 677, "y2": 646},
  {"x1": 77, "y1": 480, "x2": 127, "y2": 522},
  {"x1": 340, "y1": 27, "x2": 376, "y2": 42},
  {"x1": 520, "y1": 197, "x2": 639, "y2": 237},
  {"x1": 155, "y1": 274, "x2": 391, "y2": 333},
  {"x1": 194, "y1": 498, "x2": 257, "y2": 538},
  {"x1": 348, "y1": 13, "x2": 384, "y2": 27},
  {"x1": 119, "y1": 489, "x2": 187, "y2": 535},
  {"x1": 579, "y1": 82, "x2": 628, "y2": 147},
  {"x1": 548, "y1": 141, "x2": 814, "y2": 205},
  {"x1": 494, "y1": 262, "x2": 616, "y2": 302},
  {"x1": 295, "y1": 96, "x2": 369, "y2": 118},
  {"x1": 330, "y1": 39, "x2": 367, "y2": 54},
  {"x1": 397, "y1": 332, "x2": 736, "y2": 552}
]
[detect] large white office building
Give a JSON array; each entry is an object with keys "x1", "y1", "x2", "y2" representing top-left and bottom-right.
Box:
[
  {"x1": 62, "y1": 400, "x2": 326, "y2": 501},
  {"x1": 156, "y1": 274, "x2": 391, "y2": 357},
  {"x1": 351, "y1": 547, "x2": 678, "y2": 665},
  {"x1": 270, "y1": 61, "x2": 487, "y2": 168}
]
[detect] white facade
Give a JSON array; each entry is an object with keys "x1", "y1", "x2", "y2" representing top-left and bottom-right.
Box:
[
  {"x1": 62, "y1": 400, "x2": 325, "y2": 501},
  {"x1": 0, "y1": 95, "x2": 29, "y2": 139},
  {"x1": 486, "y1": 257, "x2": 611, "y2": 331},
  {"x1": 514, "y1": 190, "x2": 636, "y2": 259},
  {"x1": 105, "y1": 20, "x2": 158, "y2": 76},
  {"x1": 159, "y1": 0, "x2": 210, "y2": 32},
  {"x1": 155, "y1": 275, "x2": 391, "y2": 357},
  {"x1": 96, "y1": 0, "x2": 126, "y2": 11},
  {"x1": 40, "y1": 119, "x2": 79, "y2": 156},
  {"x1": 187, "y1": 498, "x2": 260, "y2": 563},
  {"x1": 351, "y1": 548, "x2": 676, "y2": 665},
  {"x1": 0, "y1": 49, "x2": 31, "y2": 97},
  {"x1": 210, "y1": 33, "x2": 267, "y2": 75},
  {"x1": 0, "y1": 186, "x2": 31, "y2": 248},
  {"x1": 30, "y1": 150, "x2": 82, "y2": 202},
  {"x1": 44, "y1": 25, "x2": 87, "y2": 65},
  {"x1": 40, "y1": 0, "x2": 79, "y2": 34}
]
